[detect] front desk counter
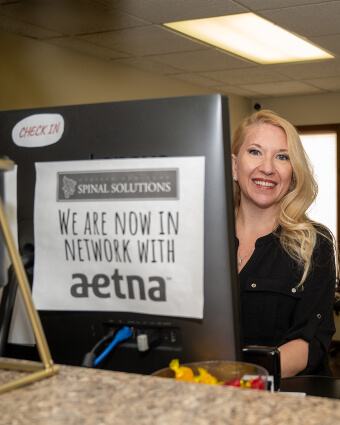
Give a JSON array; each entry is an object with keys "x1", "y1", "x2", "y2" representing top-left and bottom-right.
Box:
[
  {"x1": 1, "y1": 361, "x2": 340, "y2": 425},
  {"x1": 281, "y1": 376, "x2": 340, "y2": 399}
]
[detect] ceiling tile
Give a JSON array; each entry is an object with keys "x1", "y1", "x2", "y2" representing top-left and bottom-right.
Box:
[
  {"x1": 0, "y1": 0, "x2": 147, "y2": 35},
  {"x1": 47, "y1": 37, "x2": 130, "y2": 60},
  {"x1": 150, "y1": 49, "x2": 254, "y2": 73},
  {"x1": 199, "y1": 66, "x2": 290, "y2": 85},
  {"x1": 240, "y1": 80, "x2": 325, "y2": 96},
  {"x1": 0, "y1": 0, "x2": 17, "y2": 3},
  {"x1": 82, "y1": 25, "x2": 206, "y2": 56},
  {"x1": 310, "y1": 35, "x2": 340, "y2": 56},
  {"x1": 212, "y1": 84, "x2": 260, "y2": 97},
  {"x1": 234, "y1": 0, "x2": 332, "y2": 10},
  {"x1": 0, "y1": 14, "x2": 61, "y2": 39},
  {"x1": 304, "y1": 77, "x2": 340, "y2": 91},
  {"x1": 111, "y1": 0, "x2": 247, "y2": 24},
  {"x1": 171, "y1": 73, "x2": 221, "y2": 87},
  {"x1": 114, "y1": 57, "x2": 183, "y2": 75},
  {"x1": 260, "y1": 3, "x2": 340, "y2": 38},
  {"x1": 271, "y1": 59, "x2": 340, "y2": 79}
]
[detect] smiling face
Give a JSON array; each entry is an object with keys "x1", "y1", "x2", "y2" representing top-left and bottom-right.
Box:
[{"x1": 232, "y1": 123, "x2": 293, "y2": 212}]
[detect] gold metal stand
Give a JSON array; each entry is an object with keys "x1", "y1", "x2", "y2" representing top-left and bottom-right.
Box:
[{"x1": 0, "y1": 158, "x2": 58, "y2": 394}]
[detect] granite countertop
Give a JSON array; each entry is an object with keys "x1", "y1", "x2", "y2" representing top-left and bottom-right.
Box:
[{"x1": 0, "y1": 361, "x2": 340, "y2": 425}]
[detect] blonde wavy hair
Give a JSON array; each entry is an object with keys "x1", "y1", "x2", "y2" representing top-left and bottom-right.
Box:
[{"x1": 232, "y1": 109, "x2": 336, "y2": 287}]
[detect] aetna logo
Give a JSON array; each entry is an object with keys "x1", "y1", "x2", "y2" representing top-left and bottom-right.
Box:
[{"x1": 57, "y1": 169, "x2": 178, "y2": 201}]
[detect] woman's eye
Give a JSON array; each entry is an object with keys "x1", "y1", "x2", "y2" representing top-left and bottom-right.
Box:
[
  {"x1": 277, "y1": 154, "x2": 289, "y2": 161},
  {"x1": 249, "y1": 149, "x2": 261, "y2": 156}
]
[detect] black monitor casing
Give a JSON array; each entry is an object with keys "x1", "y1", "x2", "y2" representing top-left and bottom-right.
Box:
[{"x1": 0, "y1": 94, "x2": 242, "y2": 373}]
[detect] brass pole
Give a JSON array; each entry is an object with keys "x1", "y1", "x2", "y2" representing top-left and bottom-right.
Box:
[{"x1": 0, "y1": 158, "x2": 58, "y2": 393}]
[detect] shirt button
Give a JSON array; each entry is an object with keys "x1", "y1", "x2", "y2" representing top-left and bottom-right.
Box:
[
  {"x1": 251, "y1": 283, "x2": 256, "y2": 288},
  {"x1": 317, "y1": 314, "x2": 321, "y2": 319},
  {"x1": 291, "y1": 288, "x2": 297, "y2": 293}
]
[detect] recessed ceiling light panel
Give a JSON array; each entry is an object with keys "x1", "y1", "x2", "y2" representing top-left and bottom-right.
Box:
[{"x1": 164, "y1": 13, "x2": 334, "y2": 64}]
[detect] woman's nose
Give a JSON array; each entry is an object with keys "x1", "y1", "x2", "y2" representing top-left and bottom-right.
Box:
[{"x1": 259, "y1": 156, "x2": 275, "y2": 174}]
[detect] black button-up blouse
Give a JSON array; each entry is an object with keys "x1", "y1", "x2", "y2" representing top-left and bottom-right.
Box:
[{"x1": 238, "y1": 227, "x2": 336, "y2": 376}]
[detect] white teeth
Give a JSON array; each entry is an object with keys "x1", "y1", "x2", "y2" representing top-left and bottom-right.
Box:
[{"x1": 253, "y1": 180, "x2": 275, "y2": 187}]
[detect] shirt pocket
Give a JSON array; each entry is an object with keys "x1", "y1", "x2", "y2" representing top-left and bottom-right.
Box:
[{"x1": 243, "y1": 277, "x2": 302, "y2": 345}]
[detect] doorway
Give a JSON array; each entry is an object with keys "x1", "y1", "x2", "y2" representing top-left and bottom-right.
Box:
[{"x1": 298, "y1": 124, "x2": 340, "y2": 376}]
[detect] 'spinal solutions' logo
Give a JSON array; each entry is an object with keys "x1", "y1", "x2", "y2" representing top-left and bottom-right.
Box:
[{"x1": 58, "y1": 169, "x2": 178, "y2": 201}]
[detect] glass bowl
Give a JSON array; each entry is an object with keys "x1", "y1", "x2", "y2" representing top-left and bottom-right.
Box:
[{"x1": 152, "y1": 360, "x2": 268, "y2": 390}]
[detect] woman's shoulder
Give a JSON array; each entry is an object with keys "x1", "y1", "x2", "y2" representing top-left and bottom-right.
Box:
[
  {"x1": 312, "y1": 222, "x2": 334, "y2": 243},
  {"x1": 311, "y1": 223, "x2": 336, "y2": 261}
]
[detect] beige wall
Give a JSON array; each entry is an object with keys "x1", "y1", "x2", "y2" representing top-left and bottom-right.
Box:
[
  {"x1": 0, "y1": 30, "x2": 251, "y2": 135},
  {"x1": 0, "y1": 30, "x2": 212, "y2": 107},
  {"x1": 251, "y1": 93, "x2": 340, "y2": 126}
]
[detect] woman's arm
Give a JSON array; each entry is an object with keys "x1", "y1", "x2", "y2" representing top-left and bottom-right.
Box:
[
  {"x1": 279, "y1": 339, "x2": 309, "y2": 378},
  {"x1": 278, "y1": 230, "x2": 336, "y2": 376}
]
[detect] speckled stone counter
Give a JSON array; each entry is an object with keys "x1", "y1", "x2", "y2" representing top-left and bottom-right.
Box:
[{"x1": 0, "y1": 361, "x2": 340, "y2": 425}]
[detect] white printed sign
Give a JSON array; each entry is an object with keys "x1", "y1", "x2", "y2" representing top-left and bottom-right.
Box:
[{"x1": 32, "y1": 157, "x2": 205, "y2": 319}]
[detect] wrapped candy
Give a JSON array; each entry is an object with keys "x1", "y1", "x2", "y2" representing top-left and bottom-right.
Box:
[
  {"x1": 169, "y1": 360, "x2": 266, "y2": 390},
  {"x1": 169, "y1": 359, "x2": 195, "y2": 382}
]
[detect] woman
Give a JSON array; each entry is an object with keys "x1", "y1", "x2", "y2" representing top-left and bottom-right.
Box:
[{"x1": 231, "y1": 110, "x2": 337, "y2": 377}]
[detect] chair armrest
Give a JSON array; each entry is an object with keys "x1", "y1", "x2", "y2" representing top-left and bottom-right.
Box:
[{"x1": 243, "y1": 346, "x2": 281, "y2": 391}]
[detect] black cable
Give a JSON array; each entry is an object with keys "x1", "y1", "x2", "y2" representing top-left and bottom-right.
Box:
[{"x1": 81, "y1": 328, "x2": 116, "y2": 368}]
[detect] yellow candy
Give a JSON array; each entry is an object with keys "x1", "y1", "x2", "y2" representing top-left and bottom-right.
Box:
[
  {"x1": 169, "y1": 360, "x2": 221, "y2": 385},
  {"x1": 169, "y1": 359, "x2": 195, "y2": 382},
  {"x1": 195, "y1": 367, "x2": 219, "y2": 385}
]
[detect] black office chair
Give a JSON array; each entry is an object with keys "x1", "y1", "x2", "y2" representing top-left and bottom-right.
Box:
[
  {"x1": 329, "y1": 283, "x2": 340, "y2": 354},
  {"x1": 0, "y1": 246, "x2": 34, "y2": 356},
  {"x1": 243, "y1": 346, "x2": 281, "y2": 391}
]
